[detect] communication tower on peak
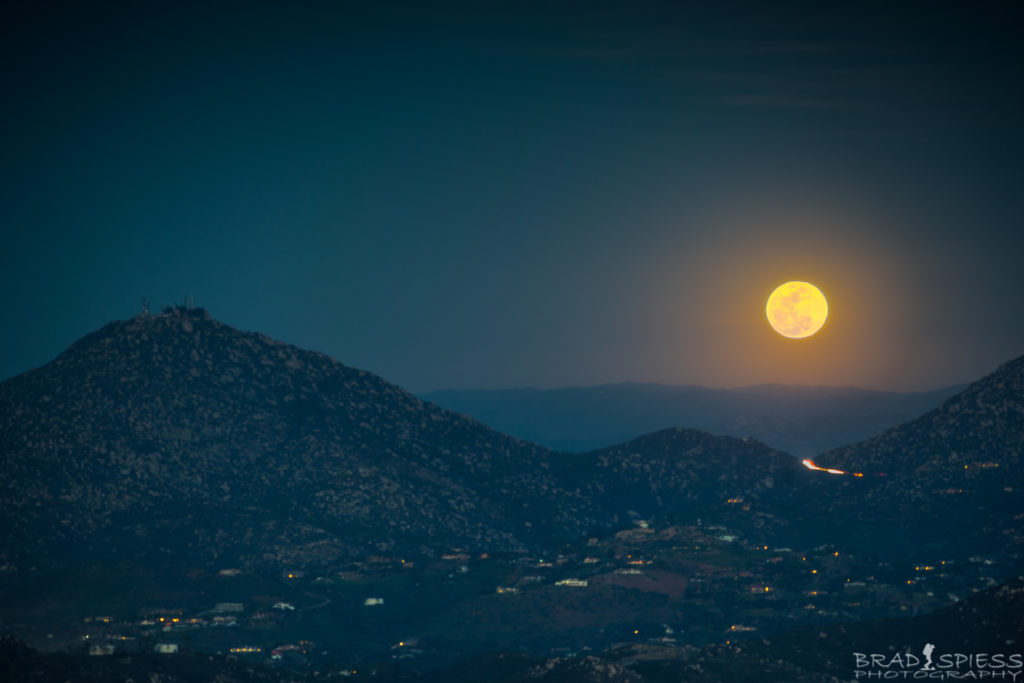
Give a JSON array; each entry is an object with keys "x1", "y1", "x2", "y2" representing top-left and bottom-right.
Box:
[{"x1": 141, "y1": 297, "x2": 151, "y2": 316}]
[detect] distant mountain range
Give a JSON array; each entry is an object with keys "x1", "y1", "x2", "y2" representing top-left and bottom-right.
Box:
[{"x1": 418, "y1": 383, "x2": 965, "y2": 456}]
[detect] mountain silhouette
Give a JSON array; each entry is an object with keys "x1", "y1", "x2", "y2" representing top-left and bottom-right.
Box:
[
  {"x1": 0, "y1": 307, "x2": 597, "y2": 568},
  {"x1": 0, "y1": 308, "x2": 796, "y2": 570},
  {"x1": 2, "y1": 308, "x2": 1021, "y2": 571}
]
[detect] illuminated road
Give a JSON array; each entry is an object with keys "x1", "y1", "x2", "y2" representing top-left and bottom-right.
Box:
[{"x1": 801, "y1": 459, "x2": 864, "y2": 477}]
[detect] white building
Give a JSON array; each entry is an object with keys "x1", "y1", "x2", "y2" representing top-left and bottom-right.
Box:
[{"x1": 555, "y1": 578, "x2": 588, "y2": 587}]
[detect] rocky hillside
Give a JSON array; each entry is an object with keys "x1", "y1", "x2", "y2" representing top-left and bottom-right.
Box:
[
  {"x1": 0, "y1": 308, "x2": 797, "y2": 570},
  {"x1": 579, "y1": 428, "x2": 812, "y2": 535},
  {"x1": 2, "y1": 307, "x2": 1022, "y2": 571},
  {"x1": 807, "y1": 354, "x2": 1024, "y2": 554},
  {"x1": 817, "y1": 354, "x2": 1024, "y2": 478},
  {"x1": 0, "y1": 307, "x2": 599, "y2": 568}
]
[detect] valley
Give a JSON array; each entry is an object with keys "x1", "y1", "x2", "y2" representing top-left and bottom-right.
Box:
[{"x1": 1, "y1": 308, "x2": 1022, "y2": 681}]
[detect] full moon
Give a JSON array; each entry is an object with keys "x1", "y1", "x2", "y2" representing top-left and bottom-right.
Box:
[{"x1": 765, "y1": 281, "x2": 828, "y2": 339}]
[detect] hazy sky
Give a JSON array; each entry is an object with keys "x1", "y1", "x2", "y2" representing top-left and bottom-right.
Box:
[{"x1": 3, "y1": 2, "x2": 1022, "y2": 392}]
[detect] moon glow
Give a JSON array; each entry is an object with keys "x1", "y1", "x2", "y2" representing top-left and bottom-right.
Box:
[{"x1": 765, "y1": 281, "x2": 828, "y2": 339}]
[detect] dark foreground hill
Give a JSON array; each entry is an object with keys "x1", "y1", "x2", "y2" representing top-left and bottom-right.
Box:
[
  {"x1": 0, "y1": 307, "x2": 797, "y2": 571},
  {"x1": 2, "y1": 307, "x2": 1023, "y2": 569},
  {"x1": 817, "y1": 354, "x2": 1024, "y2": 479},
  {"x1": 809, "y1": 354, "x2": 1024, "y2": 554},
  {"x1": 0, "y1": 307, "x2": 596, "y2": 567},
  {"x1": 419, "y1": 383, "x2": 963, "y2": 456}
]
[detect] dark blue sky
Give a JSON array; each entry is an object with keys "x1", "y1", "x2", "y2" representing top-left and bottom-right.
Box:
[{"x1": 4, "y1": 2, "x2": 1022, "y2": 391}]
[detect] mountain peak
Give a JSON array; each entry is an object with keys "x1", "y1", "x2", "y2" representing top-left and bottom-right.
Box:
[{"x1": 0, "y1": 312, "x2": 591, "y2": 569}]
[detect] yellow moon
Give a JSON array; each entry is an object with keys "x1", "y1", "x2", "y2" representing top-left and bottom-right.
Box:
[{"x1": 765, "y1": 281, "x2": 828, "y2": 339}]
